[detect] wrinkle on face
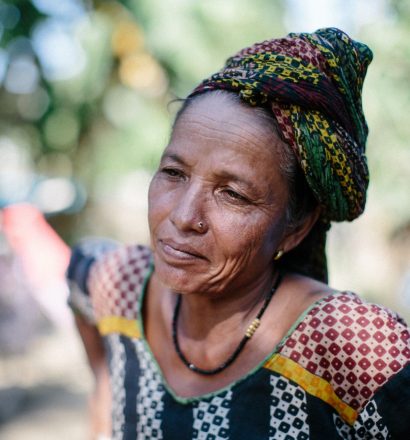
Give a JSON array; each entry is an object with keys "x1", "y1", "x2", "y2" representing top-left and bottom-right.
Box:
[
  {"x1": 148, "y1": 92, "x2": 292, "y2": 297},
  {"x1": 176, "y1": 115, "x2": 274, "y2": 150}
]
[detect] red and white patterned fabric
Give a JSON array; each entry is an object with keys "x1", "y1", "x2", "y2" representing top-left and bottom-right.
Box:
[
  {"x1": 68, "y1": 242, "x2": 410, "y2": 439},
  {"x1": 280, "y1": 292, "x2": 410, "y2": 412}
]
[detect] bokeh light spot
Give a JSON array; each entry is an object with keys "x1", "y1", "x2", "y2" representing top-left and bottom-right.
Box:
[
  {"x1": 103, "y1": 84, "x2": 143, "y2": 128},
  {"x1": 0, "y1": 3, "x2": 20, "y2": 29},
  {"x1": 112, "y1": 20, "x2": 144, "y2": 57},
  {"x1": 17, "y1": 87, "x2": 49, "y2": 120},
  {"x1": 4, "y1": 55, "x2": 39, "y2": 94},
  {"x1": 119, "y1": 53, "x2": 167, "y2": 97},
  {"x1": 44, "y1": 108, "x2": 79, "y2": 150},
  {"x1": 32, "y1": 19, "x2": 86, "y2": 81},
  {"x1": 30, "y1": 177, "x2": 77, "y2": 214}
]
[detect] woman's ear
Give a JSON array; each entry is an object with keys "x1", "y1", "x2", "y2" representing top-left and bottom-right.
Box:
[{"x1": 279, "y1": 206, "x2": 322, "y2": 255}]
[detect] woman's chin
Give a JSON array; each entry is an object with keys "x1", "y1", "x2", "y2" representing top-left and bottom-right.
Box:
[{"x1": 154, "y1": 257, "x2": 208, "y2": 294}]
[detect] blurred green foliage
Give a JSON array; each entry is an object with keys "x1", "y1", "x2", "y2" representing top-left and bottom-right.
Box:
[
  {"x1": 0, "y1": 0, "x2": 286, "y2": 241},
  {"x1": 0, "y1": 0, "x2": 409, "y2": 245},
  {"x1": 0, "y1": 0, "x2": 285, "y2": 183}
]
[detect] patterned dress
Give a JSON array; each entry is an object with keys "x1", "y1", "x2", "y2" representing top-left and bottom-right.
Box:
[{"x1": 67, "y1": 240, "x2": 410, "y2": 439}]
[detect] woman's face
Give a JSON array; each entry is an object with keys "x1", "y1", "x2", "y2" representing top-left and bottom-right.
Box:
[{"x1": 148, "y1": 93, "x2": 292, "y2": 296}]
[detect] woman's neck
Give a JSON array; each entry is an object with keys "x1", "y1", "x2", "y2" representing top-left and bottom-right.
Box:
[{"x1": 174, "y1": 270, "x2": 278, "y2": 342}]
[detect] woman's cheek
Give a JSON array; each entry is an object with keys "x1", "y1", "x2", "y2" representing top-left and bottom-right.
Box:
[
  {"x1": 149, "y1": 176, "x2": 171, "y2": 212},
  {"x1": 215, "y1": 207, "x2": 266, "y2": 237},
  {"x1": 212, "y1": 210, "x2": 263, "y2": 249},
  {"x1": 218, "y1": 209, "x2": 283, "y2": 261},
  {"x1": 148, "y1": 178, "x2": 165, "y2": 230}
]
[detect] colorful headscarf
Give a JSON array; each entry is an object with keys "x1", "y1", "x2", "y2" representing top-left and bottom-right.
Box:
[{"x1": 188, "y1": 28, "x2": 373, "y2": 282}]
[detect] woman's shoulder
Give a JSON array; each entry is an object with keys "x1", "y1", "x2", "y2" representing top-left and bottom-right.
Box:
[
  {"x1": 68, "y1": 239, "x2": 153, "y2": 323},
  {"x1": 87, "y1": 242, "x2": 152, "y2": 319},
  {"x1": 279, "y1": 289, "x2": 410, "y2": 414},
  {"x1": 67, "y1": 237, "x2": 121, "y2": 294},
  {"x1": 306, "y1": 290, "x2": 409, "y2": 343},
  {"x1": 283, "y1": 290, "x2": 410, "y2": 370},
  {"x1": 89, "y1": 241, "x2": 152, "y2": 277}
]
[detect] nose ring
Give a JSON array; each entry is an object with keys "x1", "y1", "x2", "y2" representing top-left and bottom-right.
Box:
[{"x1": 198, "y1": 221, "x2": 204, "y2": 230}]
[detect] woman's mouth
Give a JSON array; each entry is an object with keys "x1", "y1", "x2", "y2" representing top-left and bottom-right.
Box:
[{"x1": 158, "y1": 239, "x2": 206, "y2": 262}]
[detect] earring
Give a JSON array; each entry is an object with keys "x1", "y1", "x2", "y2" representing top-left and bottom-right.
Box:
[{"x1": 273, "y1": 249, "x2": 284, "y2": 261}]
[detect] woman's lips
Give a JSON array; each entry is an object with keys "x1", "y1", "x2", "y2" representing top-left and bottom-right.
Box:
[{"x1": 158, "y1": 239, "x2": 206, "y2": 262}]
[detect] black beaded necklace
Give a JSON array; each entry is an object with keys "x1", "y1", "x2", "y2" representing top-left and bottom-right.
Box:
[{"x1": 172, "y1": 274, "x2": 283, "y2": 376}]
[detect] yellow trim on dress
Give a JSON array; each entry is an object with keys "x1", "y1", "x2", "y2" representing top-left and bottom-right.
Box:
[
  {"x1": 97, "y1": 316, "x2": 141, "y2": 339},
  {"x1": 264, "y1": 354, "x2": 358, "y2": 425}
]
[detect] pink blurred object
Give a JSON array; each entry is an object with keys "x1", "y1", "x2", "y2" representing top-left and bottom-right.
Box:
[{"x1": 2, "y1": 203, "x2": 72, "y2": 328}]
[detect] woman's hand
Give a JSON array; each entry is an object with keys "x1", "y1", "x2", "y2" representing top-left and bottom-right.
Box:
[{"x1": 89, "y1": 363, "x2": 111, "y2": 440}]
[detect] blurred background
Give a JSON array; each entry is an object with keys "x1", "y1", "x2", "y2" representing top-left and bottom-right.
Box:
[{"x1": 0, "y1": 0, "x2": 409, "y2": 438}]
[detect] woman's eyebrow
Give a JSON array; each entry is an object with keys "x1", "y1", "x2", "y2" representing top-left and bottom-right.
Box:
[
  {"x1": 214, "y1": 170, "x2": 260, "y2": 194},
  {"x1": 161, "y1": 152, "x2": 186, "y2": 165}
]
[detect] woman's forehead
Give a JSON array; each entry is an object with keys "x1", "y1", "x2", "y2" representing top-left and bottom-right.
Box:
[
  {"x1": 164, "y1": 94, "x2": 288, "y2": 193},
  {"x1": 175, "y1": 92, "x2": 271, "y2": 132},
  {"x1": 170, "y1": 94, "x2": 280, "y2": 157}
]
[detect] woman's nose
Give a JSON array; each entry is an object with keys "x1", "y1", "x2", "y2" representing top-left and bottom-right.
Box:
[{"x1": 169, "y1": 182, "x2": 208, "y2": 234}]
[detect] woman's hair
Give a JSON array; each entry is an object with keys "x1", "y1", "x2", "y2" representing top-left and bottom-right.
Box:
[{"x1": 172, "y1": 91, "x2": 321, "y2": 278}]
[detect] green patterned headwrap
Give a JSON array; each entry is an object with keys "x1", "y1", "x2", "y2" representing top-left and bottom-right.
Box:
[{"x1": 189, "y1": 28, "x2": 373, "y2": 282}]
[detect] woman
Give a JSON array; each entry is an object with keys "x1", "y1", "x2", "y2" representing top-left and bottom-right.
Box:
[{"x1": 68, "y1": 28, "x2": 410, "y2": 439}]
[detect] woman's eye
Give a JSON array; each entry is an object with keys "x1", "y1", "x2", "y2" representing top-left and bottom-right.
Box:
[
  {"x1": 161, "y1": 168, "x2": 184, "y2": 178},
  {"x1": 224, "y1": 189, "x2": 248, "y2": 203}
]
